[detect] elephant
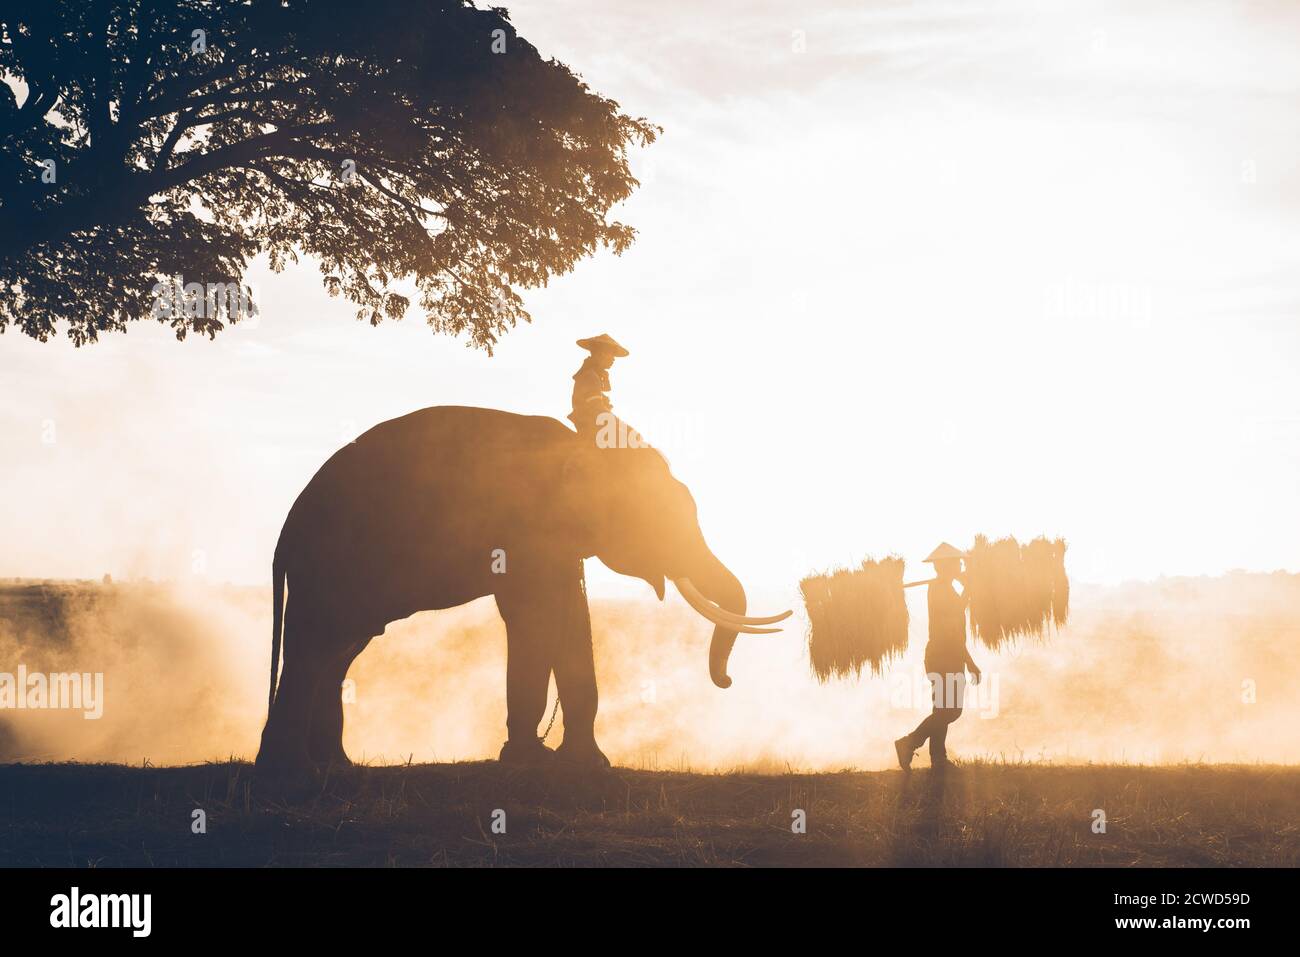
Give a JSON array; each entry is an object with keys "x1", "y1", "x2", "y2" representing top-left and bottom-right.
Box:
[{"x1": 254, "y1": 405, "x2": 791, "y2": 776}]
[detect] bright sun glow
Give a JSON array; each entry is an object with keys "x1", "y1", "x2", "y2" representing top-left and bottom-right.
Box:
[{"x1": 2, "y1": 0, "x2": 1298, "y2": 596}]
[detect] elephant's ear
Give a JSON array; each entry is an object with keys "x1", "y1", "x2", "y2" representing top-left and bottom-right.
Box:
[{"x1": 644, "y1": 574, "x2": 665, "y2": 601}]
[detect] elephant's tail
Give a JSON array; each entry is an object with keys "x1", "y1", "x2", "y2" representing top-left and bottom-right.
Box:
[{"x1": 267, "y1": 546, "x2": 287, "y2": 719}]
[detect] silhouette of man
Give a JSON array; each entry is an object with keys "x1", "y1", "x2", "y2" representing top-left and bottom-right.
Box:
[
  {"x1": 895, "y1": 542, "x2": 981, "y2": 772},
  {"x1": 568, "y1": 334, "x2": 628, "y2": 439}
]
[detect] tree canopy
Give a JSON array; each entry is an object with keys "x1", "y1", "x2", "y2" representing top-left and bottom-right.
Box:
[{"x1": 0, "y1": 1, "x2": 657, "y2": 349}]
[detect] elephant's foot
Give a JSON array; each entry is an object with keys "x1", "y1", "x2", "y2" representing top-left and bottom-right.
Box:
[
  {"x1": 498, "y1": 737, "x2": 556, "y2": 767},
  {"x1": 255, "y1": 749, "x2": 317, "y2": 777},
  {"x1": 555, "y1": 737, "x2": 612, "y2": 773},
  {"x1": 313, "y1": 754, "x2": 353, "y2": 775},
  {"x1": 309, "y1": 743, "x2": 353, "y2": 771},
  {"x1": 253, "y1": 744, "x2": 322, "y2": 801}
]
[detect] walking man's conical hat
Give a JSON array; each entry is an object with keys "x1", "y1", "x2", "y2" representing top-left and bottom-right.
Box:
[
  {"x1": 924, "y1": 542, "x2": 965, "y2": 563},
  {"x1": 576, "y1": 333, "x2": 629, "y2": 357}
]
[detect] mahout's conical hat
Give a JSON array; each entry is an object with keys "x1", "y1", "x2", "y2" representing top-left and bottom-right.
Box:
[{"x1": 576, "y1": 334, "x2": 629, "y2": 357}]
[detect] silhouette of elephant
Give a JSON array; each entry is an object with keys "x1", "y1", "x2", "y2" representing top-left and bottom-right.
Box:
[{"x1": 254, "y1": 406, "x2": 791, "y2": 776}]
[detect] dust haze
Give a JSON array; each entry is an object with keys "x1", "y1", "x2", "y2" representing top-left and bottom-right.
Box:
[{"x1": 1, "y1": 572, "x2": 1296, "y2": 769}]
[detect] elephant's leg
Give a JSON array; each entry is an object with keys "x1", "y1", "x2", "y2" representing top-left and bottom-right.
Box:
[
  {"x1": 308, "y1": 639, "x2": 368, "y2": 769},
  {"x1": 496, "y1": 563, "x2": 609, "y2": 771},
  {"x1": 495, "y1": 583, "x2": 561, "y2": 766},
  {"x1": 255, "y1": 602, "x2": 327, "y2": 778},
  {"x1": 550, "y1": 572, "x2": 609, "y2": 770},
  {"x1": 254, "y1": 653, "x2": 321, "y2": 777}
]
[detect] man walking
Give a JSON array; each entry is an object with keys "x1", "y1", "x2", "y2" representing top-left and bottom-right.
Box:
[{"x1": 895, "y1": 542, "x2": 981, "y2": 772}]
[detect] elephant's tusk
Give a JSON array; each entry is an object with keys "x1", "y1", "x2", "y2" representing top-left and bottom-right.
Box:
[
  {"x1": 674, "y1": 578, "x2": 792, "y2": 631},
  {"x1": 677, "y1": 578, "x2": 747, "y2": 627},
  {"x1": 676, "y1": 578, "x2": 793, "y2": 626},
  {"x1": 710, "y1": 606, "x2": 794, "y2": 625},
  {"x1": 688, "y1": 597, "x2": 780, "y2": 633}
]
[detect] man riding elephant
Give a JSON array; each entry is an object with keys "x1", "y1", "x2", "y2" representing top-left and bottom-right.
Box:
[
  {"x1": 568, "y1": 333, "x2": 650, "y2": 449},
  {"x1": 567, "y1": 333, "x2": 627, "y2": 438}
]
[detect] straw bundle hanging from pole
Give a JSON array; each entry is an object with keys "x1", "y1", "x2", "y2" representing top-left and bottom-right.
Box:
[
  {"x1": 964, "y1": 534, "x2": 1068, "y2": 648},
  {"x1": 801, "y1": 556, "x2": 909, "y2": 682}
]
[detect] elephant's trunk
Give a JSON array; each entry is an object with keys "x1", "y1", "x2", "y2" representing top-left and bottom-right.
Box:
[{"x1": 684, "y1": 552, "x2": 747, "y2": 690}]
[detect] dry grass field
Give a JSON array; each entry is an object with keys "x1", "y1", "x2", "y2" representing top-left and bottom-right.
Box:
[{"x1": 1, "y1": 760, "x2": 1295, "y2": 867}]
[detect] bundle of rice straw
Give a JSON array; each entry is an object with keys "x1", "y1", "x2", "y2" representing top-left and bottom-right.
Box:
[
  {"x1": 965, "y1": 534, "x2": 1068, "y2": 649},
  {"x1": 801, "y1": 557, "x2": 909, "y2": 681}
]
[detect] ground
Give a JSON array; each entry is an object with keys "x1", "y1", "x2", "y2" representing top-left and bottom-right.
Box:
[{"x1": 0, "y1": 761, "x2": 1295, "y2": 867}]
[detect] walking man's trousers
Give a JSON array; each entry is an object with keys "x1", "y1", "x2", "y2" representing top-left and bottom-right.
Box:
[{"x1": 906, "y1": 671, "x2": 966, "y2": 763}]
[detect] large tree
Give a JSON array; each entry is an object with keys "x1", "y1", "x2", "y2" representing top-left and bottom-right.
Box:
[{"x1": 0, "y1": 1, "x2": 656, "y2": 348}]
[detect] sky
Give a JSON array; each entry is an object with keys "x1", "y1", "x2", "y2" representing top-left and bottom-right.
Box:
[{"x1": 2, "y1": 0, "x2": 1299, "y2": 595}]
